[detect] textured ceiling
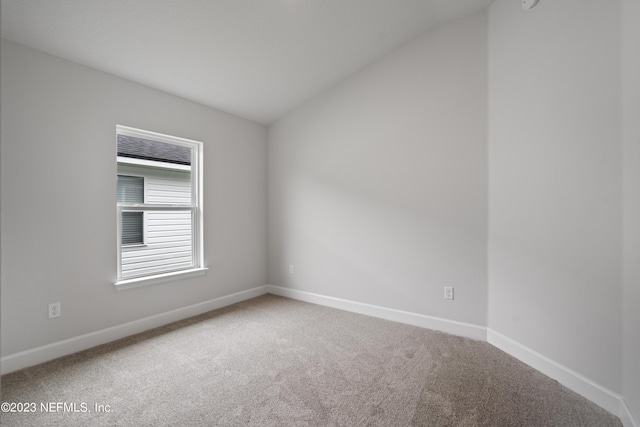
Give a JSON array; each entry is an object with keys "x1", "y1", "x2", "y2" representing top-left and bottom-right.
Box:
[{"x1": 1, "y1": 0, "x2": 495, "y2": 124}]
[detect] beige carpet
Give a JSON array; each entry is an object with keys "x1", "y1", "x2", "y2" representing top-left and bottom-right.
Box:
[{"x1": 1, "y1": 294, "x2": 622, "y2": 426}]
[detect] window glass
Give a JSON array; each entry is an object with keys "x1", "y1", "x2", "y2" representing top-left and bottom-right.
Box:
[
  {"x1": 116, "y1": 126, "x2": 203, "y2": 283},
  {"x1": 117, "y1": 175, "x2": 143, "y2": 203}
]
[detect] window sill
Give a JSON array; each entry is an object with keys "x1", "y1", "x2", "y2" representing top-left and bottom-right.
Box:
[{"x1": 114, "y1": 267, "x2": 208, "y2": 290}]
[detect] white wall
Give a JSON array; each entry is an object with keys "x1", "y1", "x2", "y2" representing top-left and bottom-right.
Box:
[
  {"x1": 0, "y1": 40, "x2": 267, "y2": 357},
  {"x1": 622, "y1": 0, "x2": 640, "y2": 420},
  {"x1": 268, "y1": 12, "x2": 488, "y2": 326},
  {"x1": 487, "y1": 0, "x2": 622, "y2": 393}
]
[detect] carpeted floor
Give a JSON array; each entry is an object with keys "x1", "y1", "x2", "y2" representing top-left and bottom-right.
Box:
[{"x1": 1, "y1": 294, "x2": 622, "y2": 426}]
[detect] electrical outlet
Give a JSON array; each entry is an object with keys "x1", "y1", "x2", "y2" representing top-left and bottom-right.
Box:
[
  {"x1": 444, "y1": 287, "x2": 454, "y2": 300},
  {"x1": 48, "y1": 302, "x2": 61, "y2": 318},
  {"x1": 289, "y1": 265, "x2": 295, "y2": 274}
]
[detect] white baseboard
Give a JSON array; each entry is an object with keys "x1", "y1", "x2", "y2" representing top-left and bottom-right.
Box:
[
  {"x1": 2, "y1": 284, "x2": 636, "y2": 426},
  {"x1": 487, "y1": 328, "x2": 636, "y2": 426},
  {"x1": 1, "y1": 285, "x2": 269, "y2": 375},
  {"x1": 266, "y1": 285, "x2": 487, "y2": 341},
  {"x1": 620, "y1": 398, "x2": 640, "y2": 427}
]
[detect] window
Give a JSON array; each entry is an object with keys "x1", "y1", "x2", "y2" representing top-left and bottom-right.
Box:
[{"x1": 116, "y1": 125, "x2": 205, "y2": 288}]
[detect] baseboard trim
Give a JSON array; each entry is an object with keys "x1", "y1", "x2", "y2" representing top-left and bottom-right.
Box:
[
  {"x1": 266, "y1": 285, "x2": 487, "y2": 341},
  {"x1": 3, "y1": 284, "x2": 636, "y2": 426},
  {"x1": 620, "y1": 398, "x2": 640, "y2": 427},
  {"x1": 487, "y1": 328, "x2": 633, "y2": 423},
  {"x1": 1, "y1": 285, "x2": 269, "y2": 375}
]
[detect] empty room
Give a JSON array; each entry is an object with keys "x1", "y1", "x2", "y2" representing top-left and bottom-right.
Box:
[{"x1": 1, "y1": 0, "x2": 639, "y2": 425}]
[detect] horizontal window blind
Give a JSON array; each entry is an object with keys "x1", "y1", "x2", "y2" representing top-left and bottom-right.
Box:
[
  {"x1": 117, "y1": 175, "x2": 143, "y2": 203},
  {"x1": 122, "y1": 211, "x2": 143, "y2": 245}
]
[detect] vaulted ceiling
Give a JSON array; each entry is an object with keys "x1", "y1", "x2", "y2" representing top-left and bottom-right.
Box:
[{"x1": 1, "y1": 0, "x2": 495, "y2": 124}]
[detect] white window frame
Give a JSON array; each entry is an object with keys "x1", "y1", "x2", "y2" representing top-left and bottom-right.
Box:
[{"x1": 115, "y1": 125, "x2": 206, "y2": 289}]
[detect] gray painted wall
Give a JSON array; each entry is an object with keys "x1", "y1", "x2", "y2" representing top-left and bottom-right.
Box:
[
  {"x1": 622, "y1": 0, "x2": 640, "y2": 419},
  {"x1": 269, "y1": 0, "x2": 635, "y2": 417},
  {"x1": 268, "y1": 12, "x2": 488, "y2": 326},
  {"x1": 2, "y1": 1, "x2": 637, "y2": 421},
  {"x1": 487, "y1": 0, "x2": 622, "y2": 393},
  {"x1": 0, "y1": 39, "x2": 268, "y2": 357}
]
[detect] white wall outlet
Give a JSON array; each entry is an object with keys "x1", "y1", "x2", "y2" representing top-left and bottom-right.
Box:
[
  {"x1": 289, "y1": 265, "x2": 295, "y2": 274},
  {"x1": 48, "y1": 302, "x2": 61, "y2": 318},
  {"x1": 444, "y1": 287, "x2": 454, "y2": 300}
]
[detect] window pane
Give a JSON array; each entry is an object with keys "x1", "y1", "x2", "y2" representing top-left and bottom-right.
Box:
[
  {"x1": 121, "y1": 210, "x2": 193, "y2": 278},
  {"x1": 145, "y1": 169, "x2": 191, "y2": 204},
  {"x1": 122, "y1": 211, "x2": 143, "y2": 245},
  {"x1": 117, "y1": 134, "x2": 191, "y2": 166},
  {"x1": 117, "y1": 176, "x2": 143, "y2": 203}
]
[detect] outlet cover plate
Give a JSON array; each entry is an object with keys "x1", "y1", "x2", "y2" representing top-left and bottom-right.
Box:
[
  {"x1": 444, "y1": 287, "x2": 454, "y2": 300},
  {"x1": 48, "y1": 302, "x2": 61, "y2": 318}
]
